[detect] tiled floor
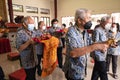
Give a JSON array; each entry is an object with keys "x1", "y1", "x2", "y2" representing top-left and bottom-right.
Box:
[{"x1": 0, "y1": 48, "x2": 120, "y2": 80}]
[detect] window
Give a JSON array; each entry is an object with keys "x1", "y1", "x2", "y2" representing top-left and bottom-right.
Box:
[
  {"x1": 40, "y1": 17, "x2": 50, "y2": 27},
  {"x1": 62, "y1": 16, "x2": 75, "y2": 28},
  {"x1": 31, "y1": 16, "x2": 38, "y2": 29},
  {"x1": 111, "y1": 13, "x2": 120, "y2": 24}
]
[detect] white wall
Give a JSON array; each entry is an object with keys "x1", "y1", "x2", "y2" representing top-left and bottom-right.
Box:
[{"x1": 57, "y1": 0, "x2": 120, "y2": 24}]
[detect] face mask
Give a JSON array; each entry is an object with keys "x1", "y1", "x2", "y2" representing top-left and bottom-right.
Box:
[
  {"x1": 105, "y1": 23, "x2": 111, "y2": 30},
  {"x1": 28, "y1": 24, "x2": 34, "y2": 31},
  {"x1": 84, "y1": 21, "x2": 92, "y2": 29},
  {"x1": 110, "y1": 26, "x2": 117, "y2": 33},
  {"x1": 53, "y1": 24, "x2": 58, "y2": 27},
  {"x1": 42, "y1": 26, "x2": 46, "y2": 30}
]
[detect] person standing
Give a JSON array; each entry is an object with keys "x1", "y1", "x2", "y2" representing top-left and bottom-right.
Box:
[
  {"x1": 106, "y1": 23, "x2": 120, "y2": 79},
  {"x1": 91, "y1": 15, "x2": 112, "y2": 80},
  {"x1": 16, "y1": 16, "x2": 37, "y2": 80},
  {"x1": 62, "y1": 8, "x2": 109, "y2": 80},
  {"x1": 47, "y1": 19, "x2": 63, "y2": 69},
  {"x1": 35, "y1": 21, "x2": 45, "y2": 76}
]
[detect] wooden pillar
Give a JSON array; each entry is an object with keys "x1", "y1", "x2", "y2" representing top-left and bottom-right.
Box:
[
  {"x1": 0, "y1": 0, "x2": 7, "y2": 21},
  {"x1": 54, "y1": 0, "x2": 57, "y2": 19},
  {"x1": 8, "y1": 0, "x2": 13, "y2": 23}
]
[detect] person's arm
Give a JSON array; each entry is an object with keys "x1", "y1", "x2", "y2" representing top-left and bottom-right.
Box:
[
  {"x1": 66, "y1": 27, "x2": 108, "y2": 58},
  {"x1": 70, "y1": 42, "x2": 108, "y2": 58},
  {"x1": 16, "y1": 31, "x2": 34, "y2": 52},
  {"x1": 18, "y1": 39, "x2": 33, "y2": 52},
  {"x1": 70, "y1": 38, "x2": 116, "y2": 58}
]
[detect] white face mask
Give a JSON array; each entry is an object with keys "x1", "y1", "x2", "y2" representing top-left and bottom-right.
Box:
[
  {"x1": 111, "y1": 26, "x2": 117, "y2": 33},
  {"x1": 28, "y1": 24, "x2": 34, "y2": 31},
  {"x1": 42, "y1": 26, "x2": 46, "y2": 30},
  {"x1": 105, "y1": 23, "x2": 111, "y2": 30},
  {"x1": 53, "y1": 24, "x2": 58, "y2": 27}
]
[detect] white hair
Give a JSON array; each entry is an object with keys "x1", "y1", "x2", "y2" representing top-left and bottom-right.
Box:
[
  {"x1": 101, "y1": 15, "x2": 111, "y2": 22},
  {"x1": 75, "y1": 8, "x2": 90, "y2": 22},
  {"x1": 22, "y1": 16, "x2": 31, "y2": 24}
]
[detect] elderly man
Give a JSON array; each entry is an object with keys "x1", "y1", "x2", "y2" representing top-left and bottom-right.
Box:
[
  {"x1": 91, "y1": 16, "x2": 112, "y2": 80},
  {"x1": 16, "y1": 16, "x2": 37, "y2": 80},
  {"x1": 62, "y1": 8, "x2": 109, "y2": 80}
]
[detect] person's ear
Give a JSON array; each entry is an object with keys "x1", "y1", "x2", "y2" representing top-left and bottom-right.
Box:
[
  {"x1": 78, "y1": 18, "x2": 82, "y2": 24},
  {"x1": 23, "y1": 23, "x2": 28, "y2": 29},
  {"x1": 23, "y1": 23, "x2": 27, "y2": 27}
]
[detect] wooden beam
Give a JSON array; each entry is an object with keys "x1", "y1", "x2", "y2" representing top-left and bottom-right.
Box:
[
  {"x1": 7, "y1": 0, "x2": 13, "y2": 23},
  {"x1": 54, "y1": 0, "x2": 57, "y2": 18}
]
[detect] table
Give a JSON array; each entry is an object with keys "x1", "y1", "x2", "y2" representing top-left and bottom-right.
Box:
[{"x1": 0, "y1": 38, "x2": 11, "y2": 54}]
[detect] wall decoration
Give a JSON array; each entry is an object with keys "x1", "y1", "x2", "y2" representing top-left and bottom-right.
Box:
[
  {"x1": 26, "y1": 6, "x2": 38, "y2": 13},
  {"x1": 12, "y1": 4, "x2": 23, "y2": 12},
  {"x1": 40, "y1": 8, "x2": 50, "y2": 14}
]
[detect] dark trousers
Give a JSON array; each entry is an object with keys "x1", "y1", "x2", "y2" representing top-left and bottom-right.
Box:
[
  {"x1": 0, "y1": 66, "x2": 4, "y2": 80},
  {"x1": 106, "y1": 54, "x2": 118, "y2": 74},
  {"x1": 91, "y1": 61, "x2": 108, "y2": 80},
  {"x1": 24, "y1": 67, "x2": 36, "y2": 80},
  {"x1": 65, "y1": 71, "x2": 84, "y2": 80},
  {"x1": 19, "y1": 57, "x2": 22, "y2": 67},
  {"x1": 37, "y1": 54, "x2": 42, "y2": 75},
  {"x1": 57, "y1": 47, "x2": 63, "y2": 68},
  {"x1": 61, "y1": 37, "x2": 65, "y2": 48}
]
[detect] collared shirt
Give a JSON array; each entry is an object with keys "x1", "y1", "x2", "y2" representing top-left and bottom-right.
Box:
[
  {"x1": 63, "y1": 25, "x2": 92, "y2": 79},
  {"x1": 92, "y1": 26, "x2": 108, "y2": 61},
  {"x1": 47, "y1": 27, "x2": 61, "y2": 36},
  {"x1": 35, "y1": 29, "x2": 44, "y2": 55},
  {"x1": 16, "y1": 27, "x2": 37, "y2": 69}
]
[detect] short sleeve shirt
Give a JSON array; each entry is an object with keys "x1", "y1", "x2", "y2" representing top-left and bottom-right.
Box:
[
  {"x1": 63, "y1": 25, "x2": 92, "y2": 79},
  {"x1": 16, "y1": 27, "x2": 37, "y2": 69}
]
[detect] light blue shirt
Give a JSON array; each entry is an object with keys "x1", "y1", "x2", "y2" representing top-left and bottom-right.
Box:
[
  {"x1": 92, "y1": 26, "x2": 108, "y2": 61},
  {"x1": 16, "y1": 27, "x2": 37, "y2": 69},
  {"x1": 35, "y1": 29, "x2": 44, "y2": 55},
  {"x1": 107, "y1": 31, "x2": 120, "y2": 55},
  {"x1": 63, "y1": 25, "x2": 92, "y2": 79}
]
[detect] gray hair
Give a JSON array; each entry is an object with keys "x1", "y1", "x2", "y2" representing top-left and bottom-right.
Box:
[
  {"x1": 22, "y1": 16, "x2": 31, "y2": 24},
  {"x1": 75, "y1": 8, "x2": 90, "y2": 22},
  {"x1": 101, "y1": 15, "x2": 111, "y2": 22}
]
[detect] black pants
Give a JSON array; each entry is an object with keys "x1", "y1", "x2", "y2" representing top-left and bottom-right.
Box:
[
  {"x1": 91, "y1": 61, "x2": 108, "y2": 80},
  {"x1": 106, "y1": 54, "x2": 118, "y2": 74},
  {"x1": 61, "y1": 37, "x2": 65, "y2": 48},
  {"x1": 65, "y1": 71, "x2": 84, "y2": 80},
  {"x1": 37, "y1": 54, "x2": 42, "y2": 75},
  {"x1": 57, "y1": 47, "x2": 63, "y2": 68},
  {"x1": 0, "y1": 66, "x2": 5, "y2": 80},
  {"x1": 24, "y1": 67, "x2": 36, "y2": 80}
]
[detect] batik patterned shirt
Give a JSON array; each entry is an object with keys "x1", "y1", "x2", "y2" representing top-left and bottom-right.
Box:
[
  {"x1": 107, "y1": 31, "x2": 120, "y2": 55},
  {"x1": 92, "y1": 26, "x2": 108, "y2": 61},
  {"x1": 16, "y1": 27, "x2": 37, "y2": 69},
  {"x1": 35, "y1": 29, "x2": 44, "y2": 55},
  {"x1": 63, "y1": 25, "x2": 92, "y2": 79}
]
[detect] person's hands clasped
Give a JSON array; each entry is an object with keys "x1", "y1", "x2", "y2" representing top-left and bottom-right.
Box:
[{"x1": 28, "y1": 38, "x2": 35, "y2": 45}]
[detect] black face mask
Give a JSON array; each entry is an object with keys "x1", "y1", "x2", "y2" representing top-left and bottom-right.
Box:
[{"x1": 84, "y1": 21, "x2": 92, "y2": 29}]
